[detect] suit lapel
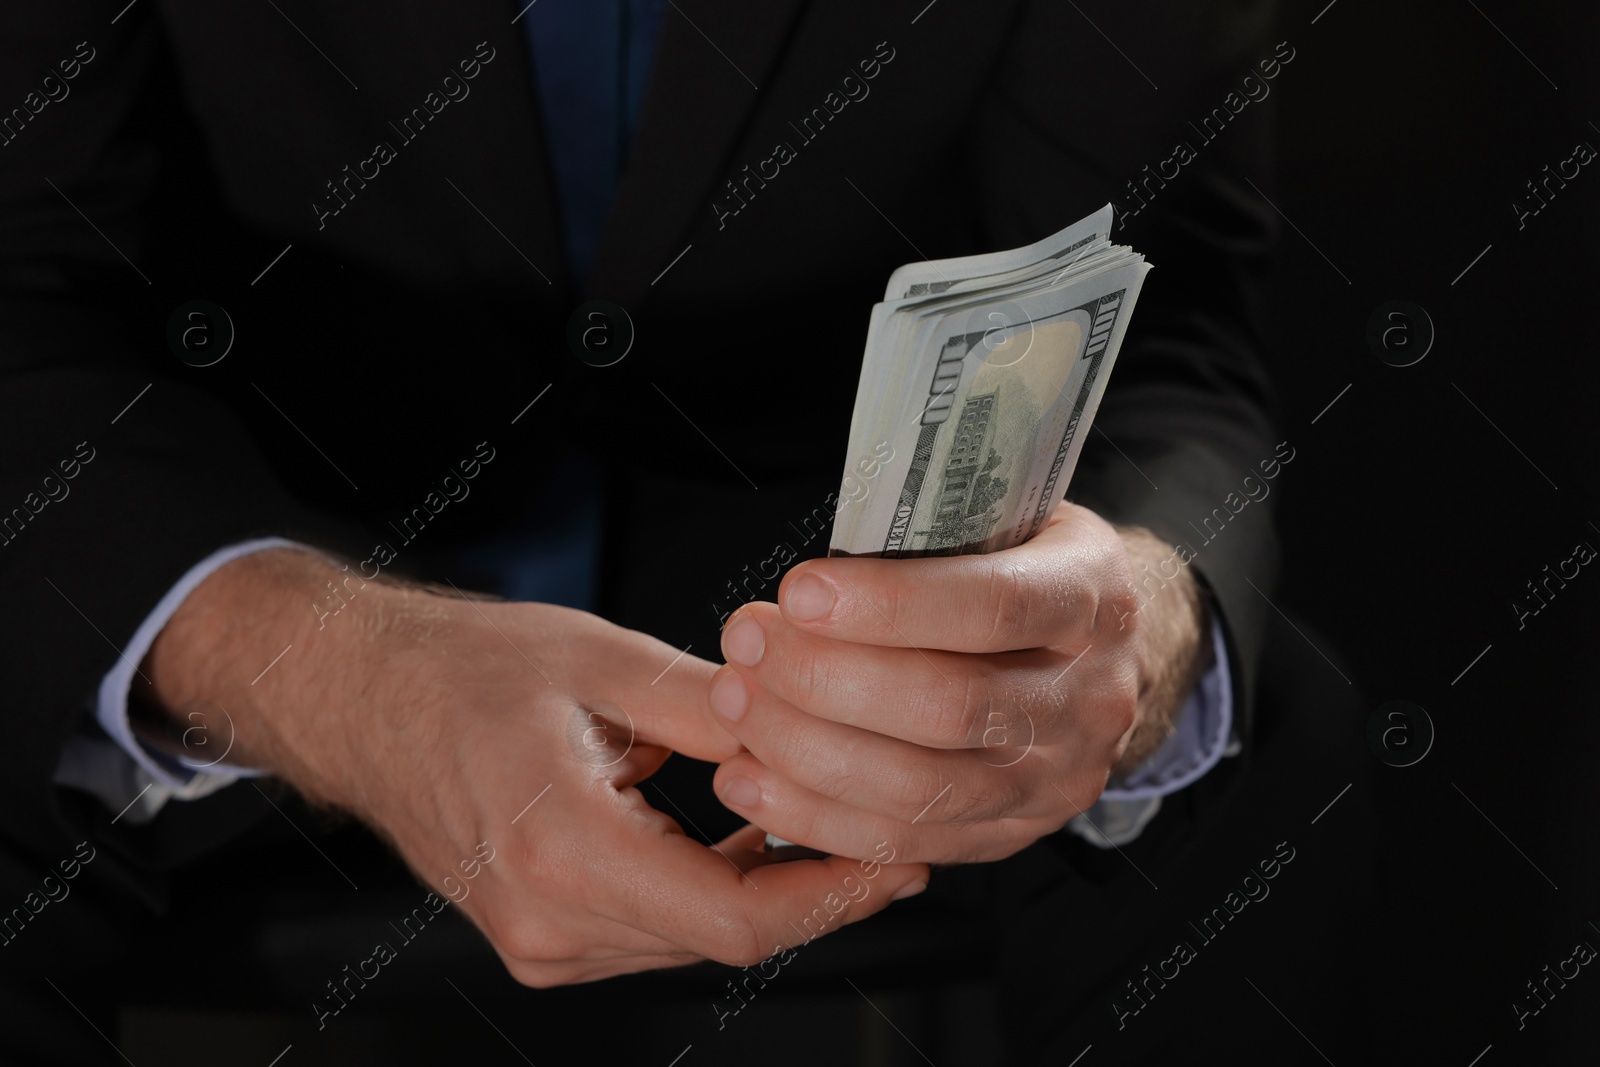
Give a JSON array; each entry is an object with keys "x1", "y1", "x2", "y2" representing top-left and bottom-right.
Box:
[
  {"x1": 412, "y1": 0, "x2": 573, "y2": 292},
  {"x1": 585, "y1": 0, "x2": 810, "y2": 307}
]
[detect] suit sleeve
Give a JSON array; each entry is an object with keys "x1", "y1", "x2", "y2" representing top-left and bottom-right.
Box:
[
  {"x1": 963, "y1": 0, "x2": 1285, "y2": 743},
  {"x1": 0, "y1": 6, "x2": 357, "y2": 884}
]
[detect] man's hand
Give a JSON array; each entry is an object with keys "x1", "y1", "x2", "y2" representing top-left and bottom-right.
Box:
[
  {"x1": 707, "y1": 502, "x2": 1213, "y2": 865},
  {"x1": 143, "y1": 549, "x2": 929, "y2": 986}
]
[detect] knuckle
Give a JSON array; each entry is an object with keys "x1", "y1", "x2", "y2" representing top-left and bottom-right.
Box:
[
  {"x1": 483, "y1": 887, "x2": 586, "y2": 965},
  {"x1": 939, "y1": 787, "x2": 984, "y2": 823},
  {"x1": 981, "y1": 559, "x2": 1035, "y2": 650},
  {"x1": 1095, "y1": 557, "x2": 1140, "y2": 636},
  {"x1": 923, "y1": 671, "x2": 987, "y2": 747},
  {"x1": 945, "y1": 769, "x2": 1022, "y2": 824},
  {"x1": 809, "y1": 758, "x2": 857, "y2": 802},
  {"x1": 788, "y1": 729, "x2": 855, "y2": 800},
  {"x1": 784, "y1": 640, "x2": 830, "y2": 703},
  {"x1": 766, "y1": 712, "x2": 815, "y2": 774},
  {"x1": 1090, "y1": 655, "x2": 1141, "y2": 744},
  {"x1": 890, "y1": 754, "x2": 948, "y2": 816},
  {"x1": 996, "y1": 679, "x2": 1049, "y2": 740},
  {"x1": 1107, "y1": 687, "x2": 1139, "y2": 742}
]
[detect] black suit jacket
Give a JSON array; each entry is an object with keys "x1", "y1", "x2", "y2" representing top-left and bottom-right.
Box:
[{"x1": 0, "y1": 0, "x2": 1281, "y2": 924}]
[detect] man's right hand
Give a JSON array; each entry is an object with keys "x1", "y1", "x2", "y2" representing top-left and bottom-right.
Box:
[{"x1": 141, "y1": 548, "x2": 928, "y2": 986}]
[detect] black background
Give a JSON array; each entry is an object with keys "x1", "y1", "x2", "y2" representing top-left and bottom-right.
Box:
[{"x1": 1244, "y1": 0, "x2": 1599, "y2": 1062}]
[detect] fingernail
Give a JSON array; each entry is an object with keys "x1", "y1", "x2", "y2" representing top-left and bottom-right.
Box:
[
  {"x1": 709, "y1": 672, "x2": 749, "y2": 723},
  {"x1": 722, "y1": 616, "x2": 765, "y2": 667},
  {"x1": 786, "y1": 574, "x2": 835, "y2": 622},
  {"x1": 721, "y1": 776, "x2": 761, "y2": 807},
  {"x1": 891, "y1": 880, "x2": 927, "y2": 902}
]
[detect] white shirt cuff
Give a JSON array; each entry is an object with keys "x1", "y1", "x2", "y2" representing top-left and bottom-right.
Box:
[{"x1": 52, "y1": 537, "x2": 301, "y2": 824}]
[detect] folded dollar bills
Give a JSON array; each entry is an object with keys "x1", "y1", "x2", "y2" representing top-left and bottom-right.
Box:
[{"x1": 830, "y1": 204, "x2": 1149, "y2": 558}]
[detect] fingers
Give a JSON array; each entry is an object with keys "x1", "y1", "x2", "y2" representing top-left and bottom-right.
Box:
[
  {"x1": 601, "y1": 818, "x2": 930, "y2": 967},
  {"x1": 496, "y1": 821, "x2": 928, "y2": 985},
  {"x1": 708, "y1": 664, "x2": 1035, "y2": 822},
  {"x1": 713, "y1": 752, "x2": 1039, "y2": 865},
  {"x1": 716, "y1": 602, "x2": 1054, "y2": 749},
  {"x1": 595, "y1": 624, "x2": 743, "y2": 763},
  {"x1": 773, "y1": 502, "x2": 1135, "y2": 653}
]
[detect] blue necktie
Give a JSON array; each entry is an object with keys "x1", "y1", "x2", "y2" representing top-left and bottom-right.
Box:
[{"x1": 523, "y1": 0, "x2": 667, "y2": 286}]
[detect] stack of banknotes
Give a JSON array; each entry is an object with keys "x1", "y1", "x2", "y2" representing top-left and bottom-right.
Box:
[{"x1": 829, "y1": 203, "x2": 1150, "y2": 559}]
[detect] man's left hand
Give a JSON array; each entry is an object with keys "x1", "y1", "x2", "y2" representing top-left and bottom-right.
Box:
[{"x1": 708, "y1": 501, "x2": 1213, "y2": 865}]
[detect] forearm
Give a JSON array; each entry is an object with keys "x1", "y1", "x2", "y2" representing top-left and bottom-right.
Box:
[{"x1": 137, "y1": 547, "x2": 403, "y2": 814}]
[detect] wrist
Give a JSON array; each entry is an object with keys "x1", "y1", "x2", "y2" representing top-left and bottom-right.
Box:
[{"x1": 1111, "y1": 526, "x2": 1212, "y2": 774}]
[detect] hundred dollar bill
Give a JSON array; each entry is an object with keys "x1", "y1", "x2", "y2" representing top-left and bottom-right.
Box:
[{"x1": 832, "y1": 216, "x2": 1148, "y2": 558}]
